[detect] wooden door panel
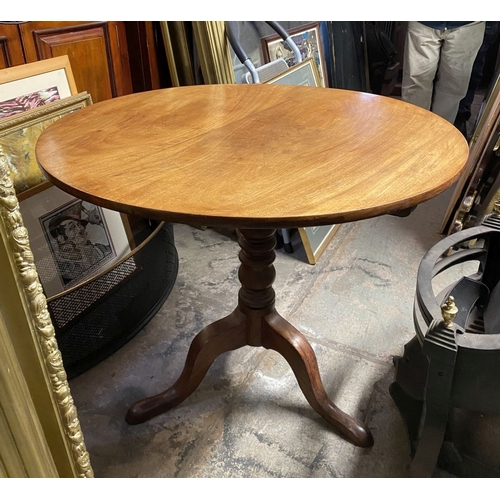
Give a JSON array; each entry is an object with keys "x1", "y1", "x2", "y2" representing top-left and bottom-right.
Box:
[
  {"x1": 35, "y1": 26, "x2": 114, "y2": 102},
  {"x1": 19, "y1": 21, "x2": 132, "y2": 103},
  {"x1": 19, "y1": 21, "x2": 100, "y2": 61},
  {"x1": 0, "y1": 24, "x2": 26, "y2": 69}
]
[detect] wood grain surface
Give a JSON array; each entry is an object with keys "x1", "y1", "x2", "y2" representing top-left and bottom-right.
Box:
[{"x1": 35, "y1": 84, "x2": 469, "y2": 228}]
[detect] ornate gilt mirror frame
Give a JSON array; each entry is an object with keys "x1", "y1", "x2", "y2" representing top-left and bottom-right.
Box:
[{"x1": 0, "y1": 147, "x2": 93, "y2": 478}]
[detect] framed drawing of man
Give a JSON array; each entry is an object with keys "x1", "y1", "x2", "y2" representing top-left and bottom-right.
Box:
[{"x1": 20, "y1": 185, "x2": 131, "y2": 298}]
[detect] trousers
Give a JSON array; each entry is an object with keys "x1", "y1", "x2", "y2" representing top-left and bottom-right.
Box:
[{"x1": 402, "y1": 21, "x2": 485, "y2": 123}]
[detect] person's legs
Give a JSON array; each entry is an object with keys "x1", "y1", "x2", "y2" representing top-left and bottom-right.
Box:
[
  {"x1": 432, "y1": 22, "x2": 485, "y2": 123},
  {"x1": 456, "y1": 38, "x2": 489, "y2": 124},
  {"x1": 402, "y1": 22, "x2": 443, "y2": 110}
]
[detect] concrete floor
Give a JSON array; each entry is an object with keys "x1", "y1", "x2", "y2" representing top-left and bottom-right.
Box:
[{"x1": 67, "y1": 187, "x2": 473, "y2": 478}]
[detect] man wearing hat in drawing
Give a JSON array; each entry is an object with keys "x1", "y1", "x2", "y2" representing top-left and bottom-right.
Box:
[{"x1": 48, "y1": 201, "x2": 112, "y2": 286}]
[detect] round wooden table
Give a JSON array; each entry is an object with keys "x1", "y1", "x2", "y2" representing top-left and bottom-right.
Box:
[{"x1": 36, "y1": 84, "x2": 469, "y2": 448}]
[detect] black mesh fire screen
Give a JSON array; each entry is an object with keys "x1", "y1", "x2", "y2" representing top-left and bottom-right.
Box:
[{"x1": 47, "y1": 221, "x2": 178, "y2": 379}]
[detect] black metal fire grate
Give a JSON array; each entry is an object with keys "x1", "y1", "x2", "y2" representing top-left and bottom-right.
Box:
[{"x1": 391, "y1": 213, "x2": 500, "y2": 478}]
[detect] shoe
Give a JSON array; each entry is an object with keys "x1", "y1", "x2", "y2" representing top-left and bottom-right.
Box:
[{"x1": 454, "y1": 118, "x2": 468, "y2": 139}]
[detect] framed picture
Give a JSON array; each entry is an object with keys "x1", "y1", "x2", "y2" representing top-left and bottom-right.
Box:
[
  {"x1": 0, "y1": 55, "x2": 78, "y2": 119},
  {"x1": 298, "y1": 226, "x2": 341, "y2": 265},
  {"x1": 266, "y1": 58, "x2": 321, "y2": 86},
  {"x1": 261, "y1": 22, "x2": 328, "y2": 88},
  {"x1": 20, "y1": 185, "x2": 132, "y2": 298},
  {"x1": 0, "y1": 124, "x2": 92, "y2": 479},
  {"x1": 0, "y1": 92, "x2": 92, "y2": 197},
  {"x1": 266, "y1": 58, "x2": 337, "y2": 264}
]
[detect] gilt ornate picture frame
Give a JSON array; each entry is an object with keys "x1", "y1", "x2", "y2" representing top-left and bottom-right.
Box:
[{"x1": 0, "y1": 148, "x2": 93, "y2": 477}]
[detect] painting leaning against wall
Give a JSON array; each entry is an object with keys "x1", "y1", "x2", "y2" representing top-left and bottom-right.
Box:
[
  {"x1": 0, "y1": 55, "x2": 78, "y2": 119},
  {"x1": 0, "y1": 92, "x2": 92, "y2": 196},
  {"x1": 0, "y1": 87, "x2": 61, "y2": 118}
]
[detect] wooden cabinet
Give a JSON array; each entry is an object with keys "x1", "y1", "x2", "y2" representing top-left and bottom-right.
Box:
[
  {"x1": 0, "y1": 21, "x2": 134, "y2": 103},
  {"x1": 0, "y1": 23, "x2": 26, "y2": 68}
]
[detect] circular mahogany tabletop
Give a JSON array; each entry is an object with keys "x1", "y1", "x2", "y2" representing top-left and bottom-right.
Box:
[{"x1": 36, "y1": 84, "x2": 469, "y2": 228}]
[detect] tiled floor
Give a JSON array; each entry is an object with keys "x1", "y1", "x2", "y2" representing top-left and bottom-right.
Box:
[{"x1": 68, "y1": 186, "x2": 481, "y2": 478}]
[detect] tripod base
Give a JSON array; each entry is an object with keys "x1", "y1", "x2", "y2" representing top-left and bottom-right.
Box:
[{"x1": 126, "y1": 228, "x2": 373, "y2": 448}]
